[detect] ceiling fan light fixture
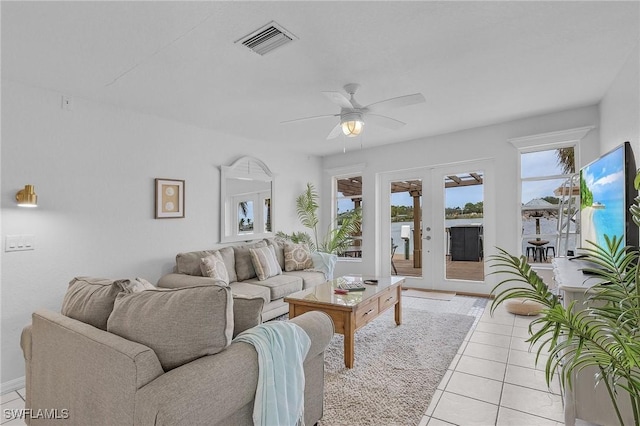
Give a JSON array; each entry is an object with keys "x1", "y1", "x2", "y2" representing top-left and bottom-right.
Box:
[{"x1": 341, "y1": 113, "x2": 364, "y2": 137}]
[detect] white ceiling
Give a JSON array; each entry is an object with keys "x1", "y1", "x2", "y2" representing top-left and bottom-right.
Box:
[{"x1": 2, "y1": 1, "x2": 639, "y2": 156}]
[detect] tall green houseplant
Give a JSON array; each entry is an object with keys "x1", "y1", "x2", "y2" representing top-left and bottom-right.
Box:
[
  {"x1": 278, "y1": 183, "x2": 362, "y2": 254},
  {"x1": 489, "y1": 174, "x2": 640, "y2": 425}
]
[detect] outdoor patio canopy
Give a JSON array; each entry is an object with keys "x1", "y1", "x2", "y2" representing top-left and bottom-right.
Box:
[{"x1": 337, "y1": 173, "x2": 484, "y2": 268}]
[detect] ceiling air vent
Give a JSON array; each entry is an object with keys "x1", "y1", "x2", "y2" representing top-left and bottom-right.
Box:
[{"x1": 235, "y1": 21, "x2": 297, "y2": 56}]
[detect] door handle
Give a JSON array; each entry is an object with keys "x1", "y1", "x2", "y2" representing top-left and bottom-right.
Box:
[{"x1": 423, "y1": 226, "x2": 431, "y2": 240}]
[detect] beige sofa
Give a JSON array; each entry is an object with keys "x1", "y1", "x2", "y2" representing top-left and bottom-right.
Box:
[
  {"x1": 158, "y1": 239, "x2": 327, "y2": 321},
  {"x1": 20, "y1": 278, "x2": 334, "y2": 426}
]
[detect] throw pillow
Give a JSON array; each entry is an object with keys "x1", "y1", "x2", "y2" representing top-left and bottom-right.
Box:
[
  {"x1": 176, "y1": 250, "x2": 216, "y2": 276},
  {"x1": 284, "y1": 242, "x2": 314, "y2": 272},
  {"x1": 265, "y1": 238, "x2": 286, "y2": 270},
  {"x1": 200, "y1": 251, "x2": 230, "y2": 285},
  {"x1": 311, "y1": 251, "x2": 338, "y2": 280},
  {"x1": 107, "y1": 285, "x2": 234, "y2": 371},
  {"x1": 217, "y1": 246, "x2": 237, "y2": 283},
  {"x1": 115, "y1": 277, "x2": 157, "y2": 293},
  {"x1": 234, "y1": 240, "x2": 267, "y2": 281},
  {"x1": 249, "y1": 245, "x2": 282, "y2": 281},
  {"x1": 61, "y1": 277, "x2": 122, "y2": 330}
]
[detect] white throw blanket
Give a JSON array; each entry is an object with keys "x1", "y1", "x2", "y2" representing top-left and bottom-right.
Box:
[{"x1": 234, "y1": 321, "x2": 311, "y2": 426}]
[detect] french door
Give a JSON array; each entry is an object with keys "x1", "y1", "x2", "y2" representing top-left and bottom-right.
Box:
[{"x1": 378, "y1": 160, "x2": 493, "y2": 294}]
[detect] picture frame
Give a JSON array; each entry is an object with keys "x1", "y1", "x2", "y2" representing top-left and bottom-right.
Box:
[{"x1": 155, "y1": 178, "x2": 185, "y2": 219}]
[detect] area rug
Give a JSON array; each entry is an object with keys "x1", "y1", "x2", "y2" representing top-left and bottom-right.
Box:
[
  {"x1": 318, "y1": 307, "x2": 475, "y2": 426},
  {"x1": 402, "y1": 289, "x2": 456, "y2": 301}
]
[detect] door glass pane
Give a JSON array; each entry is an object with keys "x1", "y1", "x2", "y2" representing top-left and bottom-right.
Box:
[
  {"x1": 390, "y1": 179, "x2": 422, "y2": 277},
  {"x1": 335, "y1": 176, "x2": 363, "y2": 258},
  {"x1": 445, "y1": 172, "x2": 484, "y2": 281}
]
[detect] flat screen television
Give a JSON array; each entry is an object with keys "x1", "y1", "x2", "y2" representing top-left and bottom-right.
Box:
[{"x1": 579, "y1": 141, "x2": 638, "y2": 251}]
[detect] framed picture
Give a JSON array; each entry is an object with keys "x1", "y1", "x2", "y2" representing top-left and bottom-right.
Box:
[{"x1": 155, "y1": 178, "x2": 185, "y2": 219}]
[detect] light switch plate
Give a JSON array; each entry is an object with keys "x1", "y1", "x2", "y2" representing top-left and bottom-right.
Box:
[{"x1": 5, "y1": 234, "x2": 35, "y2": 252}]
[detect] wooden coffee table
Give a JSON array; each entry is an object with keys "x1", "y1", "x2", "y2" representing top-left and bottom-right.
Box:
[{"x1": 284, "y1": 275, "x2": 404, "y2": 368}]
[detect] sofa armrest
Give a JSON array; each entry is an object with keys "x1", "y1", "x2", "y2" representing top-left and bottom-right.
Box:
[
  {"x1": 20, "y1": 324, "x2": 32, "y2": 361},
  {"x1": 135, "y1": 341, "x2": 259, "y2": 425},
  {"x1": 134, "y1": 311, "x2": 334, "y2": 426},
  {"x1": 27, "y1": 309, "x2": 164, "y2": 426},
  {"x1": 288, "y1": 310, "x2": 334, "y2": 358}
]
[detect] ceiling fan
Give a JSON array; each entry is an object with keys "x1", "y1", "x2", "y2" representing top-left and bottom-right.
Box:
[{"x1": 281, "y1": 83, "x2": 426, "y2": 139}]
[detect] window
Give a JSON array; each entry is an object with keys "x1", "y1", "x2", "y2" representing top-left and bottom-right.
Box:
[
  {"x1": 520, "y1": 146, "x2": 578, "y2": 263},
  {"x1": 335, "y1": 175, "x2": 363, "y2": 258}
]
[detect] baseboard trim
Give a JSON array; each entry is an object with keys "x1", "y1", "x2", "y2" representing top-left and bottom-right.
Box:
[{"x1": 1, "y1": 376, "x2": 25, "y2": 394}]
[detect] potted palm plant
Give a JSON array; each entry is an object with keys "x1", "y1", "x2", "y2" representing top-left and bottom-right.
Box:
[
  {"x1": 489, "y1": 175, "x2": 640, "y2": 425},
  {"x1": 277, "y1": 183, "x2": 362, "y2": 278}
]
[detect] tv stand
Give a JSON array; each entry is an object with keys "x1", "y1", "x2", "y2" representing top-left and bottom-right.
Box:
[{"x1": 552, "y1": 258, "x2": 634, "y2": 426}]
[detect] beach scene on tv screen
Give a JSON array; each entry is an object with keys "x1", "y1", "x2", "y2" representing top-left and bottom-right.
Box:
[{"x1": 580, "y1": 146, "x2": 625, "y2": 248}]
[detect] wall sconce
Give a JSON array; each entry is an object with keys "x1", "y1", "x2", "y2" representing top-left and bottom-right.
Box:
[{"x1": 16, "y1": 185, "x2": 38, "y2": 207}]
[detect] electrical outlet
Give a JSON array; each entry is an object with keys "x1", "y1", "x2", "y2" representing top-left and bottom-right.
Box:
[
  {"x1": 5, "y1": 234, "x2": 35, "y2": 252},
  {"x1": 61, "y1": 95, "x2": 73, "y2": 111}
]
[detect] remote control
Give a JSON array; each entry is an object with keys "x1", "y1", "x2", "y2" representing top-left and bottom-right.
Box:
[{"x1": 337, "y1": 281, "x2": 366, "y2": 291}]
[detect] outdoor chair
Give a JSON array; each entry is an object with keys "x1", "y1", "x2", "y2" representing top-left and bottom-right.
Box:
[
  {"x1": 546, "y1": 246, "x2": 555, "y2": 259},
  {"x1": 526, "y1": 246, "x2": 535, "y2": 261}
]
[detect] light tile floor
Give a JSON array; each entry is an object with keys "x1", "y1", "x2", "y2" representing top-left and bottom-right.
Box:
[
  {"x1": 419, "y1": 301, "x2": 565, "y2": 426},
  {"x1": 0, "y1": 388, "x2": 26, "y2": 425},
  {"x1": 0, "y1": 300, "x2": 566, "y2": 426}
]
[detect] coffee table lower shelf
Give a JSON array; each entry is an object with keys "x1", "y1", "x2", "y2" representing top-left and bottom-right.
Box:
[{"x1": 285, "y1": 277, "x2": 403, "y2": 368}]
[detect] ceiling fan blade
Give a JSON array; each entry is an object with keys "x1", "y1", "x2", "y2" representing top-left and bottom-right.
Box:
[
  {"x1": 326, "y1": 123, "x2": 343, "y2": 140},
  {"x1": 365, "y1": 113, "x2": 406, "y2": 130},
  {"x1": 280, "y1": 114, "x2": 338, "y2": 124},
  {"x1": 322, "y1": 91, "x2": 354, "y2": 109},
  {"x1": 364, "y1": 93, "x2": 425, "y2": 113}
]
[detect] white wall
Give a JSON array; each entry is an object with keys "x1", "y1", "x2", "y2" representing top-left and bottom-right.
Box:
[
  {"x1": 0, "y1": 80, "x2": 322, "y2": 387},
  {"x1": 600, "y1": 43, "x2": 640, "y2": 155},
  {"x1": 323, "y1": 106, "x2": 600, "y2": 283}
]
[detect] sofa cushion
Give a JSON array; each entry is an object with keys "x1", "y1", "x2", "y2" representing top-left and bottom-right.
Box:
[
  {"x1": 176, "y1": 249, "x2": 215, "y2": 276},
  {"x1": 107, "y1": 285, "x2": 234, "y2": 371},
  {"x1": 234, "y1": 240, "x2": 267, "y2": 281},
  {"x1": 175, "y1": 247, "x2": 236, "y2": 282},
  {"x1": 282, "y1": 270, "x2": 327, "y2": 289},
  {"x1": 244, "y1": 274, "x2": 303, "y2": 300},
  {"x1": 250, "y1": 245, "x2": 282, "y2": 281},
  {"x1": 265, "y1": 238, "x2": 286, "y2": 270},
  {"x1": 200, "y1": 251, "x2": 230, "y2": 285},
  {"x1": 230, "y1": 281, "x2": 272, "y2": 304},
  {"x1": 216, "y1": 247, "x2": 237, "y2": 283},
  {"x1": 232, "y1": 295, "x2": 265, "y2": 337},
  {"x1": 284, "y1": 242, "x2": 314, "y2": 272},
  {"x1": 115, "y1": 277, "x2": 157, "y2": 293},
  {"x1": 61, "y1": 277, "x2": 122, "y2": 330}
]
